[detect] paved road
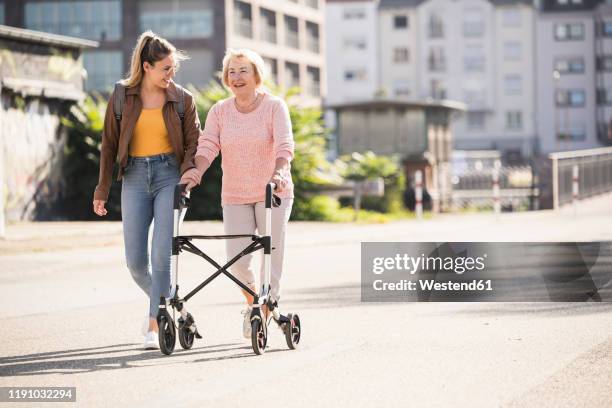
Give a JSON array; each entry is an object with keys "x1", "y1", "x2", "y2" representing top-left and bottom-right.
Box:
[{"x1": 1, "y1": 195, "x2": 611, "y2": 407}]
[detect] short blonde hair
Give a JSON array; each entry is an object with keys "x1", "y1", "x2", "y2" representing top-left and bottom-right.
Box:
[{"x1": 221, "y1": 48, "x2": 265, "y2": 88}]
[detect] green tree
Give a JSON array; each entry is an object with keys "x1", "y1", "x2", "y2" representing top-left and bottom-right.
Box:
[
  {"x1": 336, "y1": 151, "x2": 405, "y2": 213},
  {"x1": 56, "y1": 94, "x2": 123, "y2": 220}
]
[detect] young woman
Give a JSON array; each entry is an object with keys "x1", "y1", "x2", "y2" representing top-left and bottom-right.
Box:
[
  {"x1": 93, "y1": 31, "x2": 201, "y2": 349},
  {"x1": 179, "y1": 48, "x2": 294, "y2": 339}
]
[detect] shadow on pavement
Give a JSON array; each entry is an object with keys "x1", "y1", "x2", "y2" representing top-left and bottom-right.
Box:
[{"x1": 0, "y1": 342, "x2": 265, "y2": 377}]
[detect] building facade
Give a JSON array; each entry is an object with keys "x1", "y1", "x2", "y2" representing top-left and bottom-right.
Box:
[
  {"x1": 226, "y1": 0, "x2": 325, "y2": 106},
  {"x1": 325, "y1": 0, "x2": 379, "y2": 104},
  {"x1": 536, "y1": 0, "x2": 612, "y2": 153},
  {"x1": 379, "y1": 0, "x2": 537, "y2": 159},
  {"x1": 1, "y1": 0, "x2": 325, "y2": 102}
]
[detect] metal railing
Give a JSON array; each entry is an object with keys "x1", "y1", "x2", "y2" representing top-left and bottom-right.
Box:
[
  {"x1": 451, "y1": 165, "x2": 537, "y2": 212},
  {"x1": 550, "y1": 147, "x2": 612, "y2": 209}
]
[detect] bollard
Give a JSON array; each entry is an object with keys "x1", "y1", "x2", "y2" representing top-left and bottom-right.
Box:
[
  {"x1": 415, "y1": 170, "x2": 423, "y2": 220},
  {"x1": 492, "y1": 160, "x2": 501, "y2": 215}
]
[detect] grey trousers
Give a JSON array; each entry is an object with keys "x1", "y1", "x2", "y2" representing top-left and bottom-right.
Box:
[{"x1": 222, "y1": 198, "x2": 293, "y2": 302}]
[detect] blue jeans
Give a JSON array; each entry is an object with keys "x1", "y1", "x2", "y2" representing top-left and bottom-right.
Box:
[{"x1": 121, "y1": 153, "x2": 180, "y2": 318}]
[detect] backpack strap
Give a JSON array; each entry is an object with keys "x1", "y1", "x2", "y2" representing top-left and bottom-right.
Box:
[{"x1": 113, "y1": 81, "x2": 126, "y2": 131}]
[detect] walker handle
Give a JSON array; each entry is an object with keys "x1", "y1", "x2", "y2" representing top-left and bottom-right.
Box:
[
  {"x1": 174, "y1": 183, "x2": 191, "y2": 210},
  {"x1": 265, "y1": 183, "x2": 281, "y2": 208}
]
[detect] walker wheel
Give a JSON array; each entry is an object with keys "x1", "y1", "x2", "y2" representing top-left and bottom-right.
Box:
[
  {"x1": 157, "y1": 314, "x2": 176, "y2": 355},
  {"x1": 284, "y1": 313, "x2": 301, "y2": 350},
  {"x1": 251, "y1": 318, "x2": 267, "y2": 355},
  {"x1": 178, "y1": 317, "x2": 195, "y2": 350}
]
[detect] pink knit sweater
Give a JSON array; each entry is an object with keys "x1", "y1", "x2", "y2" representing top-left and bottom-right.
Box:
[{"x1": 195, "y1": 93, "x2": 295, "y2": 205}]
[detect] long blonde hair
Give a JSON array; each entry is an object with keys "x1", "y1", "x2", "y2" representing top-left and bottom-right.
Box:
[{"x1": 122, "y1": 31, "x2": 187, "y2": 88}]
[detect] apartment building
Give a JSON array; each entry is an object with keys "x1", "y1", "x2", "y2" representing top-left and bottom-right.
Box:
[
  {"x1": 226, "y1": 0, "x2": 325, "y2": 105},
  {"x1": 536, "y1": 0, "x2": 612, "y2": 152},
  {"x1": 1, "y1": 0, "x2": 325, "y2": 103},
  {"x1": 325, "y1": 0, "x2": 379, "y2": 104},
  {"x1": 379, "y1": 0, "x2": 537, "y2": 158}
]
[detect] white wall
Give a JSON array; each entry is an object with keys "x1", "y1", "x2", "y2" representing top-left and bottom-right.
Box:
[{"x1": 325, "y1": 0, "x2": 379, "y2": 104}]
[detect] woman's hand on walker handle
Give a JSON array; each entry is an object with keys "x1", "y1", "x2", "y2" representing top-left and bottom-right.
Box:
[
  {"x1": 179, "y1": 168, "x2": 202, "y2": 192},
  {"x1": 270, "y1": 157, "x2": 290, "y2": 193},
  {"x1": 93, "y1": 199, "x2": 107, "y2": 216},
  {"x1": 269, "y1": 171, "x2": 286, "y2": 193}
]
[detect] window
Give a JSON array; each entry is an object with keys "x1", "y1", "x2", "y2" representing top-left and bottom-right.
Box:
[
  {"x1": 464, "y1": 45, "x2": 484, "y2": 72},
  {"x1": 263, "y1": 57, "x2": 278, "y2": 85},
  {"x1": 306, "y1": 22, "x2": 319, "y2": 53},
  {"x1": 598, "y1": 120, "x2": 612, "y2": 142},
  {"x1": 430, "y1": 79, "x2": 446, "y2": 99},
  {"x1": 557, "y1": 122, "x2": 586, "y2": 141},
  {"x1": 556, "y1": 0, "x2": 584, "y2": 5},
  {"x1": 285, "y1": 62, "x2": 300, "y2": 89},
  {"x1": 598, "y1": 88, "x2": 612, "y2": 104},
  {"x1": 554, "y1": 57, "x2": 584, "y2": 74},
  {"x1": 306, "y1": 66, "x2": 320, "y2": 97},
  {"x1": 394, "y1": 15, "x2": 408, "y2": 29},
  {"x1": 394, "y1": 79, "x2": 411, "y2": 97},
  {"x1": 556, "y1": 90, "x2": 586, "y2": 107},
  {"x1": 25, "y1": 1, "x2": 121, "y2": 41},
  {"x1": 428, "y1": 47, "x2": 446, "y2": 72},
  {"x1": 602, "y1": 21, "x2": 612, "y2": 37},
  {"x1": 394, "y1": 47, "x2": 409, "y2": 63},
  {"x1": 554, "y1": 23, "x2": 584, "y2": 40},
  {"x1": 83, "y1": 51, "x2": 123, "y2": 91},
  {"x1": 260, "y1": 8, "x2": 276, "y2": 43},
  {"x1": 598, "y1": 56, "x2": 612, "y2": 72},
  {"x1": 504, "y1": 75, "x2": 522, "y2": 95},
  {"x1": 506, "y1": 111, "x2": 523, "y2": 130},
  {"x1": 305, "y1": 0, "x2": 318, "y2": 9},
  {"x1": 429, "y1": 13, "x2": 444, "y2": 38},
  {"x1": 284, "y1": 15, "x2": 299, "y2": 48},
  {"x1": 344, "y1": 68, "x2": 367, "y2": 81},
  {"x1": 140, "y1": 0, "x2": 213, "y2": 39},
  {"x1": 343, "y1": 37, "x2": 366, "y2": 50},
  {"x1": 173, "y1": 48, "x2": 214, "y2": 89},
  {"x1": 463, "y1": 9, "x2": 484, "y2": 37},
  {"x1": 502, "y1": 9, "x2": 521, "y2": 27},
  {"x1": 503, "y1": 42, "x2": 522, "y2": 61},
  {"x1": 343, "y1": 8, "x2": 365, "y2": 20},
  {"x1": 0, "y1": 2, "x2": 4, "y2": 25},
  {"x1": 234, "y1": 0, "x2": 252, "y2": 38},
  {"x1": 467, "y1": 112, "x2": 486, "y2": 130},
  {"x1": 463, "y1": 87, "x2": 485, "y2": 105}
]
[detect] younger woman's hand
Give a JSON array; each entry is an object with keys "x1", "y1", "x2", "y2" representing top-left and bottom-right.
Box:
[{"x1": 93, "y1": 200, "x2": 107, "y2": 216}]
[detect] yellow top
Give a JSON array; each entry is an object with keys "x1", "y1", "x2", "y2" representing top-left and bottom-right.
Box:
[{"x1": 129, "y1": 108, "x2": 174, "y2": 157}]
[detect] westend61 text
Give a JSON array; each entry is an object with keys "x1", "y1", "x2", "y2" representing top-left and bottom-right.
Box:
[{"x1": 373, "y1": 279, "x2": 493, "y2": 291}]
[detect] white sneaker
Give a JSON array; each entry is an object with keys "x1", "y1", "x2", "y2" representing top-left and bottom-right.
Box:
[
  {"x1": 141, "y1": 316, "x2": 150, "y2": 337},
  {"x1": 241, "y1": 307, "x2": 253, "y2": 339},
  {"x1": 143, "y1": 331, "x2": 159, "y2": 350}
]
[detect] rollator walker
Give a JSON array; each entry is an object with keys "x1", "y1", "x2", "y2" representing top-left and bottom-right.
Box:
[{"x1": 156, "y1": 183, "x2": 301, "y2": 356}]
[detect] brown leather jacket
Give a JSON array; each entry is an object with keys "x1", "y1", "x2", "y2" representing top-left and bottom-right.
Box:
[{"x1": 93, "y1": 81, "x2": 200, "y2": 201}]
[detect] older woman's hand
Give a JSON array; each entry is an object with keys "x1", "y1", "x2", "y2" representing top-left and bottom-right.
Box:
[
  {"x1": 180, "y1": 168, "x2": 202, "y2": 192},
  {"x1": 269, "y1": 171, "x2": 287, "y2": 193}
]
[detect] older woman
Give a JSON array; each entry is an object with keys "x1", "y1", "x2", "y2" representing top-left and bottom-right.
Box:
[{"x1": 180, "y1": 48, "x2": 294, "y2": 338}]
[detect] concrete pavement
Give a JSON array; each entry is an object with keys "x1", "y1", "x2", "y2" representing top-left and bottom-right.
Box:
[{"x1": 1, "y1": 193, "x2": 611, "y2": 407}]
